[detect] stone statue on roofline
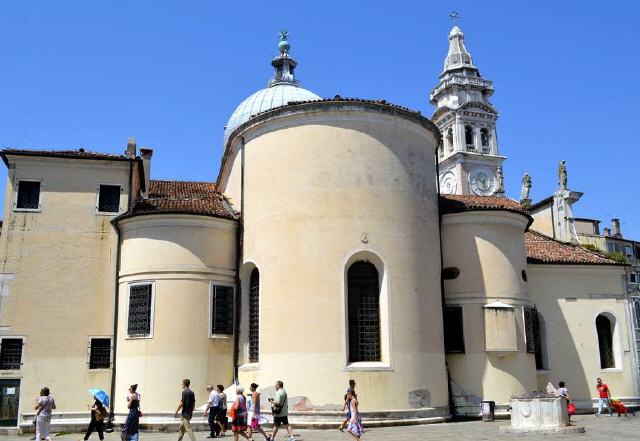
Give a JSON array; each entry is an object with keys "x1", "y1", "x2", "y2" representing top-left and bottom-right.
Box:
[
  {"x1": 558, "y1": 160, "x2": 568, "y2": 191},
  {"x1": 520, "y1": 172, "x2": 532, "y2": 209},
  {"x1": 495, "y1": 166, "x2": 505, "y2": 196}
]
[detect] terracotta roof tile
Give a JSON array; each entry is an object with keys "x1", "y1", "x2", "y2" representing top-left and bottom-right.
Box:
[
  {"x1": 439, "y1": 194, "x2": 528, "y2": 215},
  {"x1": 525, "y1": 230, "x2": 621, "y2": 265},
  {"x1": 1, "y1": 148, "x2": 133, "y2": 161},
  {"x1": 127, "y1": 180, "x2": 238, "y2": 220}
]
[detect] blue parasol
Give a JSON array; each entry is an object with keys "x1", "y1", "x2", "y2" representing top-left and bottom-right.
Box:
[{"x1": 88, "y1": 388, "x2": 110, "y2": 408}]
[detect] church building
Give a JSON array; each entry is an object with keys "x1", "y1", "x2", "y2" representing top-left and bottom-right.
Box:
[{"x1": 0, "y1": 25, "x2": 638, "y2": 432}]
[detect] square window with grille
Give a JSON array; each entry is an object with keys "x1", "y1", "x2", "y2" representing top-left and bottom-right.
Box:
[
  {"x1": 89, "y1": 338, "x2": 111, "y2": 369},
  {"x1": 211, "y1": 285, "x2": 234, "y2": 336},
  {"x1": 16, "y1": 181, "x2": 41, "y2": 210},
  {"x1": 98, "y1": 185, "x2": 121, "y2": 213},
  {"x1": 444, "y1": 306, "x2": 465, "y2": 353},
  {"x1": 248, "y1": 269, "x2": 260, "y2": 363},
  {"x1": 127, "y1": 284, "x2": 153, "y2": 337},
  {"x1": 524, "y1": 305, "x2": 543, "y2": 369},
  {"x1": 0, "y1": 338, "x2": 23, "y2": 370}
]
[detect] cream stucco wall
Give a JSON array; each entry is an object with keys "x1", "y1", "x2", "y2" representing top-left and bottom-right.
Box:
[
  {"x1": 441, "y1": 211, "x2": 537, "y2": 409},
  {"x1": 530, "y1": 205, "x2": 554, "y2": 237},
  {"x1": 222, "y1": 105, "x2": 449, "y2": 413},
  {"x1": 0, "y1": 156, "x2": 134, "y2": 419},
  {"x1": 115, "y1": 214, "x2": 237, "y2": 413},
  {"x1": 528, "y1": 264, "x2": 638, "y2": 406}
]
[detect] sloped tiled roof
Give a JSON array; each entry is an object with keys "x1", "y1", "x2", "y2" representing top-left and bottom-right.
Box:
[
  {"x1": 1, "y1": 148, "x2": 134, "y2": 162},
  {"x1": 439, "y1": 195, "x2": 528, "y2": 215},
  {"x1": 125, "y1": 180, "x2": 238, "y2": 221},
  {"x1": 525, "y1": 230, "x2": 622, "y2": 265}
]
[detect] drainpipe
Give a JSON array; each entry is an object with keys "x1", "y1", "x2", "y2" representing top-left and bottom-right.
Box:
[
  {"x1": 232, "y1": 137, "x2": 246, "y2": 383},
  {"x1": 106, "y1": 160, "x2": 133, "y2": 430},
  {"x1": 434, "y1": 144, "x2": 455, "y2": 418}
]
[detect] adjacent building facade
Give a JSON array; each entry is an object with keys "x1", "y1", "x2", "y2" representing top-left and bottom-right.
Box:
[{"x1": 0, "y1": 26, "x2": 638, "y2": 432}]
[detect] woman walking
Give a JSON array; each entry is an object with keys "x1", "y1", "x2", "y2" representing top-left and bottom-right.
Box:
[
  {"x1": 247, "y1": 383, "x2": 268, "y2": 441},
  {"x1": 35, "y1": 387, "x2": 56, "y2": 441},
  {"x1": 230, "y1": 386, "x2": 249, "y2": 441},
  {"x1": 217, "y1": 385, "x2": 228, "y2": 436},
  {"x1": 344, "y1": 390, "x2": 363, "y2": 441},
  {"x1": 121, "y1": 384, "x2": 141, "y2": 441},
  {"x1": 84, "y1": 395, "x2": 107, "y2": 440}
]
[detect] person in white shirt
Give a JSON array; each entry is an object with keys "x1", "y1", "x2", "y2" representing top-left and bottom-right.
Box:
[{"x1": 204, "y1": 385, "x2": 221, "y2": 438}]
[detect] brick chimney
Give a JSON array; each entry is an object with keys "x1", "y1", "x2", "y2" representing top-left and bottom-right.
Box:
[
  {"x1": 126, "y1": 137, "x2": 137, "y2": 158},
  {"x1": 603, "y1": 227, "x2": 611, "y2": 237},
  {"x1": 611, "y1": 218, "x2": 622, "y2": 238},
  {"x1": 139, "y1": 148, "x2": 153, "y2": 197}
]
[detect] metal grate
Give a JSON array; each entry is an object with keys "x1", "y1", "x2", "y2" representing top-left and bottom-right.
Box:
[
  {"x1": 16, "y1": 181, "x2": 40, "y2": 209},
  {"x1": 127, "y1": 284, "x2": 153, "y2": 337},
  {"x1": 596, "y1": 315, "x2": 615, "y2": 369},
  {"x1": 212, "y1": 285, "x2": 234, "y2": 335},
  {"x1": 89, "y1": 338, "x2": 111, "y2": 369},
  {"x1": 444, "y1": 306, "x2": 465, "y2": 353},
  {"x1": 248, "y1": 269, "x2": 260, "y2": 363},
  {"x1": 98, "y1": 185, "x2": 120, "y2": 212},
  {"x1": 0, "y1": 338, "x2": 23, "y2": 370},
  {"x1": 348, "y1": 261, "x2": 381, "y2": 362}
]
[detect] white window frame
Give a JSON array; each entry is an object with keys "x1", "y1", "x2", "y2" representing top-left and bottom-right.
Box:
[
  {"x1": 0, "y1": 336, "x2": 25, "y2": 371},
  {"x1": 630, "y1": 272, "x2": 638, "y2": 284},
  {"x1": 13, "y1": 179, "x2": 43, "y2": 212},
  {"x1": 209, "y1": 281, "x2": 235, "y2": 339},
  {"x1": 594, "y1": 311, "x2": 623, "y2": 372},
  {"x1": 625, "y1": 244, "x2": 634, "y2": 259},
  {"x1": 126, "y1": 281, "x2": 156, "y2": 339},
  {"x1": 95, "y1": 183, "x2": 123, "y2": 215},
  {"x1": 87, "y1": 336, "x2": 113, "y2": 370}
]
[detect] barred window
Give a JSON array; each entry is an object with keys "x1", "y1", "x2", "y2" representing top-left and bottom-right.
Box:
[
  {"x1": 444, "y1": 306, "x2": 465, "y2": 353},
  {"x1": 212, "y1": 284, "x2": 234, "y2": 336},
  {"x1": 0, "y1": 338, "x2": 23, "y2": 370},
  {"x1": 98, "y1": 185, "x2": 121, "y2": 213},
  {"x1": 524, "y1": 305, "x2": 543, "y2": 369},
  {"x1": 16, "y1": 181, "x2": 41, "y2": 210},
  {"x1": 248, "y1": 269, "x2": 260, "y2": 363},
  {"x1": 347, "y1": 261, "x2": 381, "y2": 363},
  {"x1": 89, "y1": 338, "x2": 112, "y2": 369},
  {"x1": 127, "y1": 283, "x2": 153, "y2": 337}
]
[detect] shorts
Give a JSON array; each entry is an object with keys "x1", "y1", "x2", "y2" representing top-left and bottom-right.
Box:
[{"x1": 274, "y1": 416, "x2": 289, "y2": 426}]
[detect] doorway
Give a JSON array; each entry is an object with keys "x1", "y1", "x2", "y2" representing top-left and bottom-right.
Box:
[{"x1": 0, "y1": 379, "x2": 20, "y2": 427}]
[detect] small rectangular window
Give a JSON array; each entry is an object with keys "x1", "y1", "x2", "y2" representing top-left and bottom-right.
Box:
[
  {"x1": 211, "y1": 284, "x2": 234, "y2": 336},
  {"x1": 16, "y1": 181, "x2": 41, "y2": 210},
  {"x1": 630, "y1": 273, "x2": 638, "y2": 284},
  {"x1": 88, "y1": 338, "x2": 112, "y2": 369},
  {"x1": 98, "y1": 185, "x2": 121, "y2": 213},
  {"x1": 625, "y1": 245, "x2": 634, "y2": 259},
  {"x1": 0, "y1": 338, "x2": 23, "y2": 370},
  {"x1": 607, "y1": 242, "x2": 615, "y2": 253},
  {"x1": 127, "y1": 283, "x2": 153, "y2": 337},
  {"x1": 443, "y1": 306, "x2": 465, "y2": 353}
]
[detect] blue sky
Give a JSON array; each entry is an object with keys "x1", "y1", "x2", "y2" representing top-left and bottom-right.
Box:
[{"x1": 1, "y1": 1, "x2": 639, "y2": 238}]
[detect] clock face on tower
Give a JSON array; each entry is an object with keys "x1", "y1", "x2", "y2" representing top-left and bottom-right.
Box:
[
  {"x1": 469, "y1": 167, "x2": 496, "y2": 196},
  {"x1": 439, "y1": 171, "x2": 457, "y2": 195}
]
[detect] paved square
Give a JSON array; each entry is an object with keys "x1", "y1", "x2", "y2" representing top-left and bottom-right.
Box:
[{"x1": 6, "y1": 415, "x2": 640, "y2": 441}]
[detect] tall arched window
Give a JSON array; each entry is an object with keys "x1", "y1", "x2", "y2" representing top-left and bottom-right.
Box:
[
  {"x1": 248, "y1": 268, "x2": 260, "y2": 363},
  {"x1": 480, "y1": 128, "x2": 490, "y2": 147},
  {"x1": 465, "y1": 125, "x2": 474, "y2": 148},
  {"x1": 596, "y1": 314, "x2": 615, "y2": 369},
  {"x1": 446, "y1": 128, "x2": 454, "y2": 151},
  {"x1": 347, "y1": 261, "x2": 381, "y2": 362}
]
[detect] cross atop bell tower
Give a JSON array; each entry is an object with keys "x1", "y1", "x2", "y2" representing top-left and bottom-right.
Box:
[{"x1": 430, "y1": 19, "x2": 506, "y2": 196}]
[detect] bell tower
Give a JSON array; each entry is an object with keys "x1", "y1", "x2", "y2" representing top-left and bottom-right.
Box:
[{"x1": 430, "y1": 18, "x2": 506, "y2": 196}]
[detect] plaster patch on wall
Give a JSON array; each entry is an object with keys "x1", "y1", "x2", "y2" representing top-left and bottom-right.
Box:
[{"x1": 408, "y1": 389, "x2": 431, "y2": 408}]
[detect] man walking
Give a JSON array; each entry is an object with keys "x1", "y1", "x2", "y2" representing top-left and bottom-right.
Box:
[
  {"x1": 175, "y1": 379, "x2": 197, "y2": 441},
  {"x1": 595, "y1": 377, "x2": 612, "y2": 417},
  {"x1": 268, "y1": 381, "x2": 294, "y2": 441},
  {"x1": 205, "y1": 385, "x2": 221, "y2": 438}
]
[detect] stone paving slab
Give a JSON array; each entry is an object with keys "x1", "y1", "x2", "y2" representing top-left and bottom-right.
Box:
[{"x1": 6, "y1": 415, "x2": 640, "y2": 441}]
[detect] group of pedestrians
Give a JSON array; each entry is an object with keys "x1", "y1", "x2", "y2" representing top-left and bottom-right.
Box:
[{"x1": 338, "y1": 380, "x2": 363, "y2": 441}]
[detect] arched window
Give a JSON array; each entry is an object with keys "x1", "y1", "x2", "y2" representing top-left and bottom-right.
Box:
[
  {"x1": 447, "y1": 128, "x2": 454, "y2": 151},
  {"x1": 465, "y1": 125, "x2": 474, "y2": 148},
  {"x1": 248, "y1": 268, "x2": 260, "y2": 363},
  {"x1": 596, "y1": 314, "x2": 615, "y2": 368},
  {"x1": 481, "y1": 128, "x2": 490, "y2": 147},
  {"x1": 347, "y1": 261, "x2": 381, "y2": 362}
]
